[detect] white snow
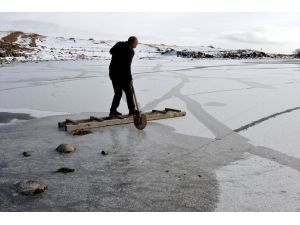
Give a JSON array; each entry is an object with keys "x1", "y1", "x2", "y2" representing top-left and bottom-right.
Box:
[
  {"x1": 0, "y1": 31, "x2": 9, "y2": 39},
  {"x1": 1, "y1": 31, "x2": 285, "y2": 64},
  {"x1": 1, "y1": 32, "x2": 163, "y2": 62}
]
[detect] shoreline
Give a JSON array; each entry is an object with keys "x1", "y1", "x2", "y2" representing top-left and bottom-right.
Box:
[{"x1": 1, "y1": 56, "x2": 298, "y2": 67}]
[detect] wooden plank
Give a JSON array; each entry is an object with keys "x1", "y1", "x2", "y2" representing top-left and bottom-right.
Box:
[
  {"x1": 90, "y1": 116, "x2": 104, "y2": 122},
  {"x1": 152, "y1": 109, "x2": 167, "y2": 114},
  {"x1": 66, "y1": 117, "x2": 134, "y2": 131},
  {"x1": 66, "y1": 119, "x2": 78, "y2": 125},
  {"x1": 165, "y1": 108, "x2": 181, "y2": 112},
  {"x1": 63, "y1": 110, "x2": 186, "y2": 132},
  {"x1": 58, "y1": 121, "x2": 65, "y2": 128},
  {"x1": 114, "y1": 115, "x2": 124, "y2": 119}
]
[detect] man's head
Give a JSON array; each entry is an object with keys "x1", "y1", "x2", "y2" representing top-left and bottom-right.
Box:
[{"x1": 128, "y1": 36, "x2": 138, "y2": 48}]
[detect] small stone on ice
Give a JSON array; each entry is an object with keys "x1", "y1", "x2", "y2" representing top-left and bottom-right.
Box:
[
  {"x1": 56, "y1": 144, "x2": 76, "y2": 153},
  {"x1": 22, "y1": 151, "x2": 31, "y2": 157},
  {"x1": 55, "y1": 167, "x2": 75, "y2": 174},
  {"x1": 101, "y1": 150, "x2": 108, "y2": 155},
  {"x1": 17, "y1": 180, "x2": 47, "y2": 195}
]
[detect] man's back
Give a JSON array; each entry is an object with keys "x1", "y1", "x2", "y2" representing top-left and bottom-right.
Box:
[{"x1": 109, "y1": 41, "x2": 135, "y2": 81}]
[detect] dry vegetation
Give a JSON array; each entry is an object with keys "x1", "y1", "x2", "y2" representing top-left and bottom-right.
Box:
[
  {"x1": 0, "y1": 31, "x2": 42, "y2": 59},
  {"x1": 2, "y1": 31, "x2": 24, "y2": 43}
]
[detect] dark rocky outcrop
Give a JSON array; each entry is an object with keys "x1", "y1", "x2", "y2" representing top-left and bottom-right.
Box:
[
  {"x1": 160, "y1": 47, "x2": 272, "y2": 59},
  {"x1": 294, "y1": 49, "x2": 300, "y2": 58},
  {"x1": 161, "y1": 48, "x2": 177, "y2": 56},
  {"x1": 222, "y1": 50, "x2": 268, "y2": 59},
  {"x1": 176, "y1": 50, "x2": 214, "y2": 59}
]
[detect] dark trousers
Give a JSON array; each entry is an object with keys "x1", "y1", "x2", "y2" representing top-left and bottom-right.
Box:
[{"x1": 110, "y1": 79, "x2": 135, "y2": 113}]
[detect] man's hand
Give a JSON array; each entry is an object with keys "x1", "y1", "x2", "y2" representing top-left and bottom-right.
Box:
[{"x1": 128, "y1": 80, "x2": 133, "y2": 88}]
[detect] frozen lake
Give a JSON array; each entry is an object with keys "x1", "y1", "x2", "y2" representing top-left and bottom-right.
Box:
[{"x1": 0, "y1": 59, "x2": 300, "y2": 211}]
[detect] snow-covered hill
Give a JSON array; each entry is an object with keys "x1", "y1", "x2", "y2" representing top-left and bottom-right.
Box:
[
  {"x1": 0, "y1": 31, "x2": 293, "y2": 64},
  {"x1": 0, "y1": 31, "x2": 164, "y2": 63}
]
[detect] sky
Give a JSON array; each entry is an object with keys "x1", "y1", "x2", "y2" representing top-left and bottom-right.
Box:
[{"x1": 0, "y1": 12, "x2": 299, "y2": 54}]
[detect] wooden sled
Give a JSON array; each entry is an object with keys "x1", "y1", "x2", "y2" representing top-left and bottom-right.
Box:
[{"x1": 58, "y1": 108, "x2": 186, "y2": 132}]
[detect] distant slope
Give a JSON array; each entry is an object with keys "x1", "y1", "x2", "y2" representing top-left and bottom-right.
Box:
[
  {"x1": 0, "y1": 31, "x2": 162, "y2": 63},
  {"x1": 0, "y1": 31, "x2": 293, "y2": 64}
]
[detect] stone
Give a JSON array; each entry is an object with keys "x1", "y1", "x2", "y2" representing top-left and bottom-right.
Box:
[
  {"x1": 161, "y1": 48, "x2": 177, "y2": 56},
  {"x1": 22, "y1": 151, "x2": 31, "y2": 157},
  {"x1": 76, "y1": 54, "x2": 86, "y2": 60},
  {"x1": 101, "y1": 150, "x2": 108, "y2": 155},
  {"x1": 56, "y1": 144, "x2": 76, "y2": 153},
  {"x1": 55, "y1": 167, "x2": 75, "y2": 174},
  {"x1": 17, "y1": 180, "x2": 47, "y2": 195}
]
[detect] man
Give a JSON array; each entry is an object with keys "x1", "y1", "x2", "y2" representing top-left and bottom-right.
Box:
[{"x1": 108, "y1": 36, "x2": 139, "y2": 117}]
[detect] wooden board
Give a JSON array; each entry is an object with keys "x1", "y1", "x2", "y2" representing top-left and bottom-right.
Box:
[{"x1": 58, "y1": 108, "x2": 186, "y2": 132}]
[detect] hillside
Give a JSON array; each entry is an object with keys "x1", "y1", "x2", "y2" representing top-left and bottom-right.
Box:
[
  {"x1": 0, "y1": 31, "x2": 161, "y2": 63},
  {"x1": 0, "y1": 31, "x2": 293, "y2": 64}
]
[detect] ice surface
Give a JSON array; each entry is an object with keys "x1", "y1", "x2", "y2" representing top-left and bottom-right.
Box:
[
  {"x1": 181, "y1": 61, "x2": 300, "y2": 130},
  {"x1": 240, "y1": 110, "x2": 300, "y2": 159},
  {"x1": 1, "y1": 58, "x2": 300, "y2": 211},
  {"x1": 155, "y1": 97, "x2": 215, "y2": 138},
  {"x1": 0, "y1": 113, "x2": 219, "y2": 211},
  {"x1": 1, "y1": 58, "x2": 299, "y2": 154},
  {"x1": 216, "y1": 152, "x2": 300, "y2": 211},
  {"x1": 0, "y1": 107, "x2": 69, "y2": 118}
]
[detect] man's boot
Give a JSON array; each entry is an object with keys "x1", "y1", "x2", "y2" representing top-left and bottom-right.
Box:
[
  {"x1": 128, "y1": 109, "x2": 139, "y2": 116},
  {"x1": 109, "y1": 110, "x2": 122, "y2": 117}
]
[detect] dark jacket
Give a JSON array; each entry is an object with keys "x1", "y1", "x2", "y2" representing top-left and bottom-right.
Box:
[{"x1": 109, "y1": 41, "x2": 135, "y2": 82}]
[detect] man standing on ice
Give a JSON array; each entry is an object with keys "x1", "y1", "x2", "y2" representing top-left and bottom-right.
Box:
[{"x1": 108, "y1": 36, "x2": 139, "y2": 117}]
